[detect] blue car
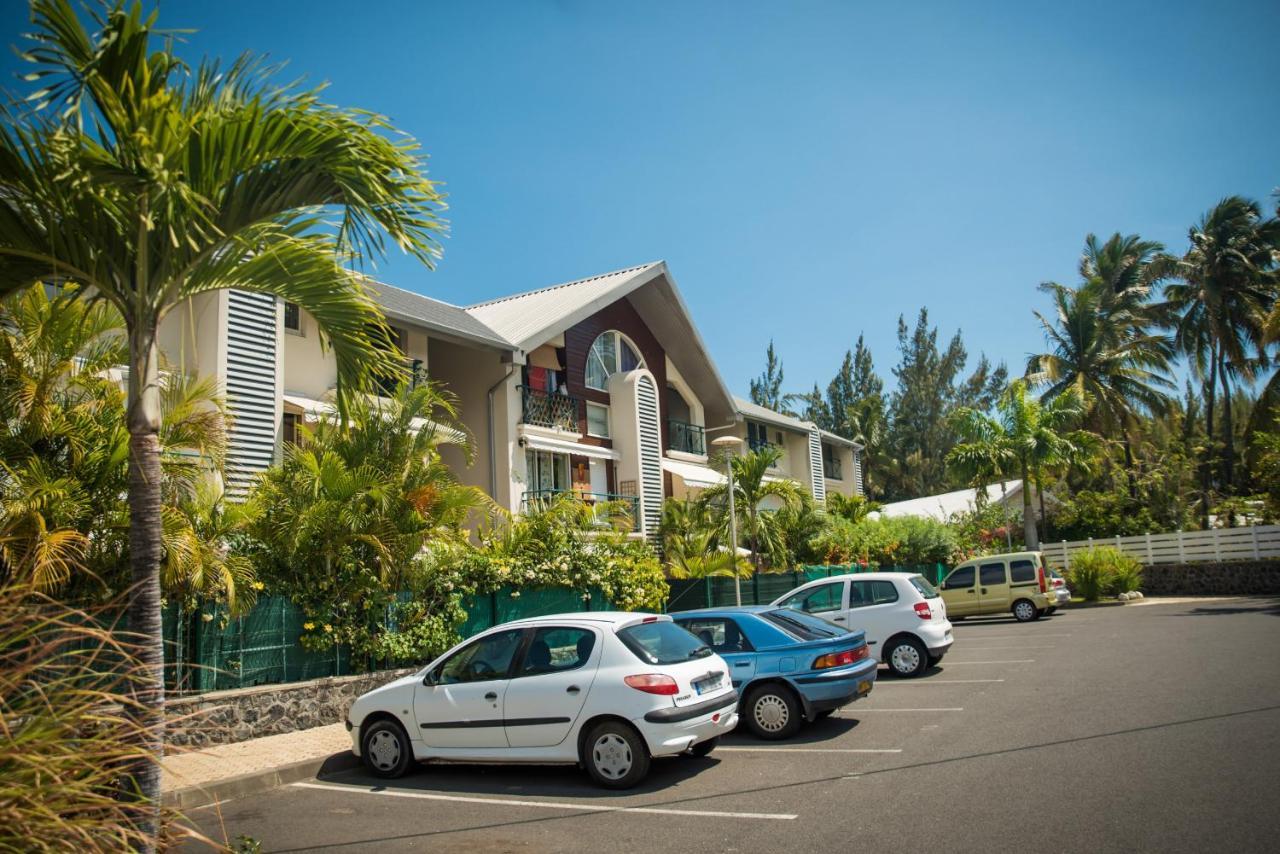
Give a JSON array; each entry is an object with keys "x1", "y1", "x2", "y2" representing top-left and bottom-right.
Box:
[{"x1": 670, "y1": 606, "x2": 877, "y2": 740}]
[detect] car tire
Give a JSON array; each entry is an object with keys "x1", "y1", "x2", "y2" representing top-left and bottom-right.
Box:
[
  {"x1": 927, "y1": 654, "x2": 944, "y2": 668},
  {"x1": 582, "y1": 721, "x2": 650, "y2": 789},
  {"x1": 1045, "y1": 606, "x2": 1057, "y2": 615},
  {"x1": 1012, "y1": 599, "x2": 1038, "y2": 622},
  {"x1": 814, "y1": 709, "x2": 835, "y2": 720},
  {"x1": 743, "y1": 684, "x2": 803, "y2": 740},
  {"x1": 360, "y1": 719, "x2": 413, "y2": 779},
  {"x1": 886, "y1": 636, "x2": 928, "y2": 678},
  {"x1": 688, "y1": 736, "x2": 719, "y2": 758}
]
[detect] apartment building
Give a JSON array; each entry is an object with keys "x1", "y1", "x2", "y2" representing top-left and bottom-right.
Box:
[{"x1": 154, "y1": 261, "x2": 863, "y2": 534}]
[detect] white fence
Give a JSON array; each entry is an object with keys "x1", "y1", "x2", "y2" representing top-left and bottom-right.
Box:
[{"x1": 1041, "y1": 525, "x2": 1280, "y2": 569}]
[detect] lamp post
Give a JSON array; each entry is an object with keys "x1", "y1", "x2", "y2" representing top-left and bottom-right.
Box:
[{"x1": 711, "y1": 435, "x2": 745, "y2": 605}]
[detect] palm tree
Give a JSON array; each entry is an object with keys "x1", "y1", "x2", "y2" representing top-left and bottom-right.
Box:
[
  {"x1": 1161, "y1": 197, "x2": 1280, "y2": 516},
  {"x1": 701, "y1": 446, "x2": 802, "y2": 571},
  {"x1": 1027, "y1": 233, "x2": 1175, "y2": 497},
  {"x1": 949, "y1": 381, "x2": 1090, "y2": 549},
  {"x1": 0, "y1": 3, "x2": 444, "y2": 837}
]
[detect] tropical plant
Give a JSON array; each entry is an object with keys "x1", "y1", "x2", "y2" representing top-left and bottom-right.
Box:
[
  {"x1": 1161, "y1": 198, "x2": 1280, "y2": 515},
  {"x1": 811, "y1": 514, "x2": 956, "y2": 568},
  {"x1": 248, "y1": 382, "x2": 484, "y2": 656},
  {"x1": 701, "y1": 446, "x2": 803, "y2": 570},
  {"x1": 825, "y1": 492, "x2": 881, "y2": 524},
  {"x1": 0, "y1": 581, "x2": 202, "y2": 851},
  {"x1": 948, "y1": 381, "x2": 1092, "y2": 549},
  {"x1": 658, "y1": 498, "x2": 747, "y2": 579},
  {"x1": 1065, "y1": 546, "x2": 1141, "y2": 601},
  {"x1": 768, "y1": 491, "x2": 830, "y2": 568},
  {"x1": 0, "y1": 2, "x2": 446, "y2": 833}
]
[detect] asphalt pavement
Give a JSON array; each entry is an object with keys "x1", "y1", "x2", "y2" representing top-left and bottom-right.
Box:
[{"x1": 186, "y1": 597, "x2": 1280, "y2": 853}]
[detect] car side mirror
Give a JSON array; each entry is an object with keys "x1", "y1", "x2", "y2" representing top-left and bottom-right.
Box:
[{"x1": 422, "y1": 668, "x2": 439, "y2": 687}]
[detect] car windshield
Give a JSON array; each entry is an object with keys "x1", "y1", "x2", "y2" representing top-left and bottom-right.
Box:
[
  {"x1": 761, "y1": 609, "x2": 844, "y2": 640},
  {"x1": 909, "y1": 576, "x2": 940, "y2": 599},
  {"x1": 617, "y1": 621, "x2": 713, "y2": 665}
]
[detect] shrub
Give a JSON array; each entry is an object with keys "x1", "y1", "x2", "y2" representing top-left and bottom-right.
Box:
[
  {"x1": 811, "y1": 515, "x2": 957, "y2": 568},
  {"x1": 1066, "y1": 546, "x2": 1142, "y2": 601}
]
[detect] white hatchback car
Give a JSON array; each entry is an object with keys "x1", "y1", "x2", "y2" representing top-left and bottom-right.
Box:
[
  {"x1": 347, "y1": 612, "x2": 738, "y2": 789},
  {"x1": 772, "y1": 572, "x2": 954, "y2": 678}
]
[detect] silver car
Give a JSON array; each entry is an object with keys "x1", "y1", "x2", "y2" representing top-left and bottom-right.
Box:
[{"x1": 1046, "y1": 570, "x2": 1070, "y2": 614}]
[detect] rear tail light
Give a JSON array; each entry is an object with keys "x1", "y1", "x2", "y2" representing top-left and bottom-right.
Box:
[
  {"x1": 1052, "y1": 577, "x2": 1064, "y2": 588},
  {"x1": 624, "y1": 674, "x2": 679, "y2": 695},
  {"x1": 813, "y1": 646, "x2": 869, "y2": 669},
  {"x1": 1037, "y1": 565, "x2": 1047, "y2": 593},
  {"x1": 913, "y1": 601, "x2": 932, "y2": 620}
]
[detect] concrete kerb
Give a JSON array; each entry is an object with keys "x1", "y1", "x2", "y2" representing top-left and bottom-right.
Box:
[{"x1": 165, "y1": 750, "x2": 360, "y2": 811}]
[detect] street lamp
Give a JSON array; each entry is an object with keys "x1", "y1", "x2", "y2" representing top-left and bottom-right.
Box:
[{"x1": 711, "y1": 435, "x2": 744, "y2": 605}]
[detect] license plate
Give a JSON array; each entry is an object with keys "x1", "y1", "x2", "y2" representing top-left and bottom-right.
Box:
[
  {"x1": 693, "y1": 674, "x2": 722, "y2": 695},
  {"x1": 858, "y1": 680, "x2": 873, "y2": 696}
]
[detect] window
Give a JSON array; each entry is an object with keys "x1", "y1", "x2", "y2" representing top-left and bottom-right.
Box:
[
  {"x1": 979, "y1": 563, "x2": 1007, "y2": 586},
  {"x1": 434, "y1": 629, "x2": 523, "y2": 685},
  {"x1": 585, "y1": 402, "x2": 610, "y2": 438},
  {"x1": 282, "y1": 412, "x2": 300, "y2": 447},
  {"x1": 526, "y1": 450, "x2": 570, "y2": 493},
  {"x1": 1009, "y1": 559, "x2": 1036, "y2": 584},
  {"x1": 674, "y1": 618, "x2": 753, "y2": 654},
  {"x1": 778, "y1": 581, "x2": 844, "y2": 614},
  {"x1": 760, "y1": 609, "x2": 843, "y2": 640},
  {"x1": 850, "y1": 580, "x2": 899, "y2": 607},
  {"x1": 519, "y1": 627, "x2": 596, "y2": 676},
  {"x1": 283, "y1": 301, "x2": 301, "y2": 333},
  {"x1": 618, "y1": 621, "x2": 712, "y2": 665},
  {"x1": 746, "y1": 421, "x2": 770, "y2": 449},
  {"x1": 944, "y1": 566, "x2": 975, "y2": 590},
  {"x1": 585, "y1": 331, "x2": 645, "y2": 390},
  {"x1": 909, "y1": 576, "x2": 940, "y2": 599},
  {"x1": 822, "y1": 443, "x2": 842, "y2": 479}
]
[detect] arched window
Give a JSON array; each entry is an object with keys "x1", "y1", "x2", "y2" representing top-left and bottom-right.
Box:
[{"x1": 585, "y1": 330, "x2": 645, "y2": 390}]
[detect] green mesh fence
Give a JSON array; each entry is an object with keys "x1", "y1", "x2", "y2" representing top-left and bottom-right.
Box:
[{"x1": 664, "y1": 564, "x2": 949, "y2": 612}]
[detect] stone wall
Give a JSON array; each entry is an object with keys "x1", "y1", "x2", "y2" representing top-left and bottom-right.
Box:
[
  {"x1": 1142, "y1": 560, "x2": 1280, "y2": 596},
  {"x1": 166, "y1": 668, "x2": 414, "y2": 748}
]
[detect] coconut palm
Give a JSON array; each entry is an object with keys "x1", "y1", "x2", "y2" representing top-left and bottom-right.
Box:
[
  {"x1": 0, "y1": 3, "x2": 444, "y2": 837},
  {"x1": 949, "y1": 381, "x2": 1090, "y2": 549},
  {"x1": 701, "y1": 446, "x2": 802, "y2": 571},
  {"x1": 1161, "y1": 197, "x2": 1280, "y2": 513}
]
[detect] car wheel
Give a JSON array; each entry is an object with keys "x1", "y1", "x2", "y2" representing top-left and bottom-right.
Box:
[
  {"x1": 743, "y1": 684, "x2": 803, "y2": 740},
  {"x1": 583, "y1": 721, "x2": 650, "y2": 789},
  {"x1": 886, "y1": 636, "x2": 928, "y2": 678},
  {"x1": 361, "y1": 719, "x2": 413, "y2": 779},
  {"x1": 688, "y1": 736, "x2": 719, "y2": 758},
  {"x1": 1012, "y1": 599, "x2": 1038, "y2": 622}
]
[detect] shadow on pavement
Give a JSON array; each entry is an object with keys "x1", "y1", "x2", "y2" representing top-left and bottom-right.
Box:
[{"x1": 1157, "y1": 599, "x2": 1280, "y2": 618}]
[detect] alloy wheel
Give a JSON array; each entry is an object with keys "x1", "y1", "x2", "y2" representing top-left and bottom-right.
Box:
[{"x1": 1014, "y1": 601, "x2": 1036, "y2": 621}]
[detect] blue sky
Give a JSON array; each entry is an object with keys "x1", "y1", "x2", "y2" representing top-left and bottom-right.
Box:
[{"x1": 5, "y1": 1, "x2": 1277, "y2": 398}]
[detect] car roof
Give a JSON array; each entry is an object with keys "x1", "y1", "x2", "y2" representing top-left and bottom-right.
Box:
[
  {"x1": 495, "y1": 611, "x2": 667, "y2": 629},
  {"x1": 669, "y1": 605, "x2": 775, "y2": 617},
  {"x1": 800, "y1": 572, "x2": 921, "y2": 583},
  {"x1": 956, "y1": 551, "x2": 1042, "y2": 563}
]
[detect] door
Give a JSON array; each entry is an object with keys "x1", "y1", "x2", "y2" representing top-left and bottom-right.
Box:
[
  {"x1": 416, "y1": 628, "x2": 524, "y2": 749},
  {"x1": 503, "y1": 626, "x2": 600, "y2": 748},
  {"x1": 940, "y1": 565, "x2": 978, "y2": 616},
  {"x1": 977, "y1": 561, "x2": 1010, "y2": 614},
  {"x1": 589, "y1": 459, "x2": 608, "y2": 495},
  {"x1": 845, "y1": 579, "x2": 902, "y2": 655},
  {"x1": 777, "y1": 580, "x2": 848, "y2": 625},
  {"x1": 1008, "y1": 557, "x2": 1041, "y2": 605},
  {"x1": 675, "y1": 617, "x2": 756, "y2": 688}
]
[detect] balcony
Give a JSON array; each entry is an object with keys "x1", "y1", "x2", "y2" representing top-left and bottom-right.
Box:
[
  {"x1": 374, "y1": 358, "x2": 425, "y2": 396},
  {"x1": 667, "y1": 419, "x2": 706, "y2": 455},
  {"x1": 521, "y1": 489, "x2": 640, "y2": 531},
  {"x1": 520, "y1": 386, "x2": 580, "y2": 432}
]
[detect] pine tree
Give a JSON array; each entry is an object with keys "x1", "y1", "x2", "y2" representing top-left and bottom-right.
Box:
[{"x1": 749, "y1": 340, "x2": 786, "y2": 411}]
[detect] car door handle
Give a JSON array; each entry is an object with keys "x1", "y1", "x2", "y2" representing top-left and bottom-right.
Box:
[
  {"x1": 566, "y1": 685, "x2": 580, "y2": 694},
  {"x1": 734, "y1": 662, "x2": 751, "y2": 668},
  {"x1": 832, "y1": 616, "x2": 846, "y2": 622},
  {"x1": 484, "y1": 691, "x2": 498, "y2": 701},
  {"x1": 980, "y1": 588, "x2": 987, "y2": 594}
]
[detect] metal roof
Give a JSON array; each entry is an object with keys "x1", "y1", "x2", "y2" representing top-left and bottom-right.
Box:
[
  {"x1": 363, "y1": 279, "x2": 512, "y2": 350},
  {"x1": 819, "y1": 429, "x2": 862, "y2": 449},
  {"x1": 464, "y1": 262, "x2": 664, "y2": 350},
  {"x1": 733, "y1": 396, "x2": 815, "y2": 434},
  {"x1": 877, "y1": 479, "x2": 1024, "y2": 522}
]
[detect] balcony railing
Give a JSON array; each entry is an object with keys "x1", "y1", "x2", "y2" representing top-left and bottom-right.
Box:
[
  {"x1": 823, "y1": 459, "x2": 843, "y2": 480},
  {"x1": 520, "y1": 386, "x2": 580, "y2": 432},
  {"x1": 521, "y1": 489, "x2": 640, "y2": 531},
  {"x1": 375, "y1": 358, "x2": 425, "y2": 396},
  {"x1": 748, "y1": 437, "x2": 780, "y2": 467},
  {"x1": 667, "y1": 419, "x2": 706, "y2": 455}
]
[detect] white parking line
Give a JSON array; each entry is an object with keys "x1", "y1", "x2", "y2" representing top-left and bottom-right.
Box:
[
  {"x1": 851, "y1": 707, "x2": 964, "y2": 712},
  {"x1": 956, "y1": 645, "x2": 1058, "y2": 650},
  {"x1": 292, "y1": 781, "x2": 798, "y2": 821},
  {"x1": 874, "y1": 679, "x2": 1004, "y2": 685},
  {"x1": 952, "y1": 633, "x2": 1071, "y2": 639},
  {"x1": 717, "y1": 747, "x2": 903, "y2": 754},
  {"x1": 939, "y1": 659, "x2": 1035, "y2": 665}
]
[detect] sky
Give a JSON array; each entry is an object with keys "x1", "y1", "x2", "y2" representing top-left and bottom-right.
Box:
[{"x1": 2, "y1": 0, "x2": 1277, "y2": 399}]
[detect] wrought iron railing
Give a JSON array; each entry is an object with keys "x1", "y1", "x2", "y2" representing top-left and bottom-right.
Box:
[
  {"x1": 520, "y1": 386, "x2": 580, "y2": 431},
  {"x1": 667, "y1": 419, "x2": 706, "y2": 455},
  {"x1": 521, "y1": 489, "x2": 640, "y2": 531}
]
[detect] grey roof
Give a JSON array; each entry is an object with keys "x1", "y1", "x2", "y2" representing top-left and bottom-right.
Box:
[
  {"x1": 733, "y1": 396, "x2": 815, "y2": 434},
  {"x1": 819, "y1": 429, "x2": 862, "y2": 449},
  {"x1": 363, "y1": 279, "x2": 511, "y2": 350},
  {"x1": 465, "y1": 262, "x2": 664, "y2": 350}
]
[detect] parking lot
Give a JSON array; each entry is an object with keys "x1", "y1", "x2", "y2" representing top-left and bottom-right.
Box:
[{"x1": 189, "y1": 597, "x2": 1280, "y2": 853}]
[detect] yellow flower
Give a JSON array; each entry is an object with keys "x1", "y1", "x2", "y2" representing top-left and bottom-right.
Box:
[
  {"x1": 251, "y1": 581, "x2": 265, "y2": 591},
  {"x1": 323, "y1": 624, "x2": 333, "y2": 633},
  {"x1": 303, "y1": 621, "x2": 315, "y2": 631}
]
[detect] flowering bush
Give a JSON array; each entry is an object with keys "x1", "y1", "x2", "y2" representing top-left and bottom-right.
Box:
[{"x1": 812, "y1": 515, "x2": 958, "y2": 567}]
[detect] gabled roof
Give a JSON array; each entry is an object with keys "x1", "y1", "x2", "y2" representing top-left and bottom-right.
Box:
[
  {"x1": 733, "y1": 396, "x2": 815, "y2": 434},
  {"x1": 363, "y1": 279, "x2": 511, "y2": 351},
  {"x1": 819, "y1": 429, "x2": 862, "y2": 450},
  {"x1": 465, "y1": 262, "x2": 664, "y2": 350},
  {"x1": 876, "y1": 480, "x2": 1024, "y2": 522}
]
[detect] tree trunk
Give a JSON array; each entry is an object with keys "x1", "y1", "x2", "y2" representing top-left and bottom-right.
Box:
[
  {"x1": 1035, "y1": 466, "x2": 1049, "y2": 542},
  {"x1": 1020, "y1": 460, "x2": 1039, "y2": 549},
  {"x1": 1201, "y1": 348, "x2": 1218, "y2": 528},
  {"x1": 125, "y1": 320, "x2": 164, "y2": 852},
  {"x1": 1220, "y1": 351, "x2": 1235, "y2": 494},
  {"x1": 1123, "y1": 436, "x2": 1138, "y2": 501}
]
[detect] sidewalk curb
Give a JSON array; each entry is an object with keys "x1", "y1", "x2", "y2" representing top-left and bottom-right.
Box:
[{"x1": 164, "y1": 751, "x2": 359, "y2": 812}]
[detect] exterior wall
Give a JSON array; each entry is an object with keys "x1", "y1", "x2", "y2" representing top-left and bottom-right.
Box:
[
  {"x1": 157, "y1": 292, "x2": 224, "y2": 378},
  {"x1": 280, "y1": 306, "x2": 431, "y2": 400},
  {"x1": 823, "y1": 444, "x2": 860, "y2": 498}
]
